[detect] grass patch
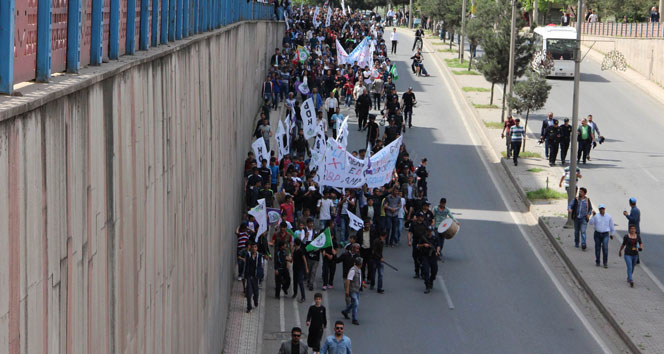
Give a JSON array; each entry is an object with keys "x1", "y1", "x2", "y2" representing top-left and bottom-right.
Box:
[
  {"x1": 437, "y1": 48, "x2": 457, "y2": 53},
  {"x1": 451, "y1": 70, "x2": 481, "y2": 76},
  {"x1": 463, "y1": 86, "x2": 490, "y2": 92},
  {"x1": 444, "y1": 58, "x2": 470, "y2": 68},
  {"x1": 473, "y1": 103, "x2": 499, "y2": 109},
  {"x1": 500, "y1": 151, "x2": 542, "y2": 158},
  {"x1": 527, "y1": 168, "x2": 545, "y2": 173},
  {"x1": 431, "y1": 42, "x2": 446, "y2": 46},
  {"x1": 483, "y1": 121, "x2": 504, "y2": 129},
  {"x1": 526, "y1": 188, "x2": 567, "y2": 201}
]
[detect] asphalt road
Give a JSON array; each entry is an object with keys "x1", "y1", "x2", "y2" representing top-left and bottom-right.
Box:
[
  {"x1": 261, "y1": 36, "x2": 606, "y2": 353},
  {"x1": 532, "y1": 51, "x2": 664, "y2": 288}
]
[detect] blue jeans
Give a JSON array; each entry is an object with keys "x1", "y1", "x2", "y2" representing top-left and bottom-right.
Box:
[
  {"x1": 345, "y1": 94, "x2": 352, "y2": 107},
  {"x1": 573, "y1": 218, "x2": 588, "y2": 246},
  {"x1": 340, "y1": 215, "x2": 350, "y2": 244},
  {"x1": 594, "y1": 231, "x2": 609, "y2": 265},
  {"x1": 386, "y1": 216, "x2": 400, "y2": 245},
  {"x1": 263, "y1": 93, "x2": 273, "y2": 107},
  {"x1": 624, "y1": 255, "x2": 637, "y2": 282},
  {"x1": 344, "y1": 292, "x2": 360, "y2": 321}
]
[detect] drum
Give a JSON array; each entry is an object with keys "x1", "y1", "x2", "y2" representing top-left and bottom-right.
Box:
[{"x1": 437, "y1": 218, "x2": 460, "y2": 239}]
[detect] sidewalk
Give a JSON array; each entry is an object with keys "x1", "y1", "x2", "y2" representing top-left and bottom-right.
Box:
[{"x1": 411, "y1": 28, "x2": 664, "y2": 354}]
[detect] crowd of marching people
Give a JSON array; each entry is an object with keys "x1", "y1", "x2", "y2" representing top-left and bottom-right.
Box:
[{"x1": 236, "y1": 5, "x2": 460, "y2": 353}]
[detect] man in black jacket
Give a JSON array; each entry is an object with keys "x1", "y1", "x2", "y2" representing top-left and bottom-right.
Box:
[
  {"x1": 540, "y1": 112, "x2": 555, "y2": 159},
  {"x1": 542, "y1": 119, "x2": 562, "y2": 166},
  {"x1": 356, "y1": 88, "x2": 372, "y2": 131},
  {"x1": 559, "y1": 118, "x2": 572, "y2": 164}
]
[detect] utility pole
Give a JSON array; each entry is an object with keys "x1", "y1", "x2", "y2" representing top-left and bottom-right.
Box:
[
  {"x1": 409, "y1": 0, "x2": 413, "y2": 28},
  {"x1": 506, "y1": 0, "x2": 517, "y2": 117},
  {"x1": 533, "y1": 0, "x2": 538, "y2": 26},
  {"x1": 565, "y1": 0, "x2": 583, "y2": 228},
  {"x1": 660, "y1": 0, "x2": 663, "y2": 22},
  {"x1": 460, "y1": 0, "x2": 467, "y2": 62}
]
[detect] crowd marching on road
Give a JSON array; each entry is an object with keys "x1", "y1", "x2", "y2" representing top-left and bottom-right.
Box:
[{"x1": 234, "y1": 4, "x2": 462, "y2": 353}]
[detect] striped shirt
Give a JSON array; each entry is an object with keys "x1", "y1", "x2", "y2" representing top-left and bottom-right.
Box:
[
  {"x1": 510, "y1": 125, "x2": 525, "y2": 142},
  {"x1": 237, "y1": 232, "x2": 250, "y2": 251}
]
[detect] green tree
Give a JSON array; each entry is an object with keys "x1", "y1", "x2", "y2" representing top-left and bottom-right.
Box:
[
  {"x1": 507, "y1": 69, "x2": 552, "y2": 151},
  {"x1": 475, "y1": 0, "x2": 534, "y2": 120}
]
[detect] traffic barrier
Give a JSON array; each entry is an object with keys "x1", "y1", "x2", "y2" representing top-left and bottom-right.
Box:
[
  {"x1": 0, "y1": 0, "x2": 277, "y2": 94},
  {"x1": 572, "y1": 21, "x2": 663, "y2": 39}
]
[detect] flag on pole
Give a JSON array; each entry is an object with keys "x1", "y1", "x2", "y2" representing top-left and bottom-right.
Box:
[
  {"x1": 390, "y1": 64, "x2": 399, "y2": 80},
  {"x1": 296, "y1": 45, "x2": 310, "y2": 63},
  {"x1": 347, "y1": 210, "x2": 364, "y2": 231},
  {"x1": 248, "y1": 199, "x2": 267, "y2": 242},
  {"x1": 305, "y1": 228, "x2": 333, "y2": 252}
]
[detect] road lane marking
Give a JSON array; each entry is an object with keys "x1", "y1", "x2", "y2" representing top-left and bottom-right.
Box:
[
  {"x1": 322, "y1": 290, "x2": 332, "y2": 338},
  {"x1": 293, "y1": 296, "x2": 302, "y2": 327},
  {"x1": 642, "y1": 167, "x2": 659, "y2": 182},
  {"x1": 425, "y1": 38, "x2": 613, "y2": 354},
  {"x1": 280, "y1": 293, "x2": 285, "y2": 332},
  {"x1": 436, "y1": 275, "x2": 455, "y2": 310}
]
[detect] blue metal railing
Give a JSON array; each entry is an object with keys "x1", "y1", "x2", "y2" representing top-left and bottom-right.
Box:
[{"x1": 0, "y1": 0, "x2": 278, "y2": 94}]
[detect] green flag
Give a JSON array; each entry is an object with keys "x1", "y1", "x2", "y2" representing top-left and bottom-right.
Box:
[
  {"x1": 286, "y1": 228, "x2": 298, "y2": 239},
  {"x1": 390, "y1": 65, "x2": 399, "y2": 80},
  {"x1": 297, "y1": 45, "x2": 310, "y2": 63},
  {"x1": 305, "y1": 228, "x2": 332, "y2": 252}
]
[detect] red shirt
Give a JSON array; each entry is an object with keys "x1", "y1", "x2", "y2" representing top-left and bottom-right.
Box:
[
  {"x1": 281, "y1": 203, "x2": 295, "y2": 223},
  {"x1": 272, "y1": 231, "x2": 293, "y2": 246}
]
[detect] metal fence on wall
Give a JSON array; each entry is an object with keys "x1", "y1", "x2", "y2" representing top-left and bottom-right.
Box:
[
  {"x1": 0, "y1": 0, "x2": 277, "y2": 94},
  {"x1": 572, "y1": 22, "x2": 664, "y2": 39}
]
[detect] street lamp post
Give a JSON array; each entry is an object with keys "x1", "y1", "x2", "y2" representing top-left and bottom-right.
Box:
[
  {"x1": 409, "y1": 0, "x2": 413, "y2": 28},
  {"x1": 564, "y1": 0, "x2": 583, "y2": 228},
  {"x1": 506, "y1": 0, "x2": 517, "y2": 117},
  {"x1": 460, "y1": 0, "x2": 467, "y2": 62}
]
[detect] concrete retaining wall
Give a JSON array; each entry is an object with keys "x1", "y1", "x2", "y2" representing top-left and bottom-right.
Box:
[
  {"x1": 583, "y1": 35, "x2": 664, "y2": 87},
  {"x1": 0, "y1": 20, "x2": 284, "y2": 354}
]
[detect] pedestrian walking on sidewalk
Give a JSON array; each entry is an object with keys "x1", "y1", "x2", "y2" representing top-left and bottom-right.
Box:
[
  {"x1": 509, "y1": 118, "x2": 525, "y2": 166},
  {"x1": 589, "y1": 204, "x2": 615, "y2": 268},
  {"x1": 559, "y1": 118, "x2": 572, "y2": 164},
  {"x1": 341, "y1": 257, "x2": 362, "y2": 325},
  {"x1": 242, "y1": 243, "x2": 264, "y2": 313},
  {"x1": 501, "y1": 116, "x2": 516, "y2": 159},
  {"x1": 623, "y1": 197, "x2": 641, "y2": 263},
  {"x1": 321, "y1": 321, "x2": 352, "y2": 354},
  {"x1": 542, "y1": 119, "x2": 562, "y2": 166},
  {"x1": 540, "y1": 113, "x2": 555, "y2": 159},
  {"x1": 278, "y1": 327, "x2": 309, "y2": 354},
  {"x1": 577, "y1": 118, "x2": 594, "y2": 164},
  {"x1": 568, "y1": 187, "x2": 593, "y2": 250},
  {"x1": 306, "y1": 293, "x2": 327, "y2": 353},
  {"x1": 619, "y1": 225, "x2": 644, "y2": 287}
]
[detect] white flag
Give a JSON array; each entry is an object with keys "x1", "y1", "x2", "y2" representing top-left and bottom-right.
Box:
[
  {"x1": 301, "y1": 98, "x2": 317, "y2": 139},
  {"x1": 249, "y1": 199, "x2": 268, "y2": 242},
  {"x1": 326, "y1": 7, "x2": 332, "y2": 27},
  {"x1": 342, "y1": 0, "x2": 346, "y2": 15},
  {"x1": 336, "y1": 115, "x2": 349, "y2": 150},
  {"x1": 276, "y1": 119, "x2": 289, "y2": 161},
  {"x1": 252, "y1": 138, "x2": 270, "y2": 168},
  {"x1": 347, "y1": 210, "x2": 364, "y2": 231}
]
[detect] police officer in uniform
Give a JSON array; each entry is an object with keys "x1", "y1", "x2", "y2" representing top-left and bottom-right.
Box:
[
  {"x1": 418, "y1": 228, "x2": 440, "y2": 294},
  {"x1": 408, "y1": 212, "x2": 428, "y2": 279},
  {"x1": 542, "y1": 119, "x2": 562, "y2": 166},
  {"x1": 559, "y1": 118, "x2": 573, "y2": 165}
]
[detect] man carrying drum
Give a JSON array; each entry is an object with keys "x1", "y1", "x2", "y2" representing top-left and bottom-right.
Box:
[{"x1": 433, "y1": 198, "x2": 460, "y2": 260}]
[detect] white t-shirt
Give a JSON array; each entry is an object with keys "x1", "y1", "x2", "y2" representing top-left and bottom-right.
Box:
[
  {"x1": 390, "y1": 32, "x2": 398, "y2": 41},
  {"x1": 398, "y1": 197, "x2": 406, "y2": 218},
  {"x1": 318, "y1": 198, "x2": 334, "y2": 220},
  {"x1": 347, "y1": 266, "x2": 361, "y2": 283}
]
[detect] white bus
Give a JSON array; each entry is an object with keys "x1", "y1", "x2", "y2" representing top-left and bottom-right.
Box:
[{"x1": 533, "y1": 26, "x2": 576, "y2": 78}]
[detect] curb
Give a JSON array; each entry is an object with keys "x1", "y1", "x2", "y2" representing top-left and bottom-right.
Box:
[{"x1": 419, "y1": 32, "x2": 641, "y2": 354}]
